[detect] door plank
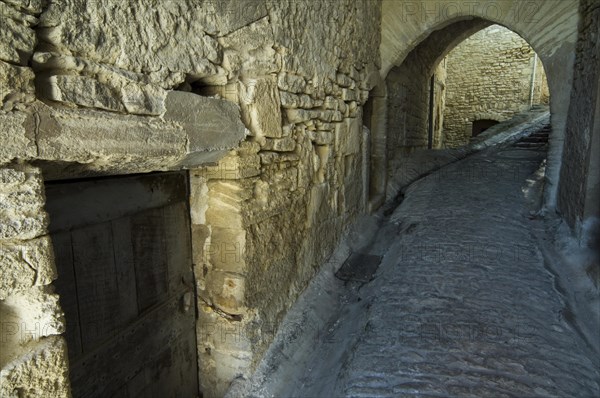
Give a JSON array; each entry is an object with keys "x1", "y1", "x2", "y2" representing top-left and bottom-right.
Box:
[
  {"x1": 71, "y1": 223, "x2": 120, "y2": 352},
  {"x1": 68, "y1": 290, "x2": 196, "y2": 398},
  {"x1": 131, "y1": 207, "x2": 169, "y2": 312},
  {"x1": 111, "y1": 217, "x2": 139, "y2": 326},
  {"x1": 163, "y1": 202, "x2": 194, "y2": 293}
]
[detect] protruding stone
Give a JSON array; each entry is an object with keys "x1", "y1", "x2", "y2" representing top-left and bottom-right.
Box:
[
  {"x1": 277, "y1": 73, "x2": 307, "y2": 94},
  {"x1": 163, "y1": 90, "x2": 247, "y2": 152},
  {"x1": 40, "y1": 75, "x2": 126, "y2": 112}
]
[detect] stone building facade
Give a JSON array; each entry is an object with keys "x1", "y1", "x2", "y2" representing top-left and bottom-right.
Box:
[
  {"x1": 442, "y1": 25, "x2": 550, "y2": 147},
  {"x1": 1, "y1": 1, "x2": 380, "y2": 397},
  {"x1": 0, "y1": 0, "x2": 597, "y2": 397}
]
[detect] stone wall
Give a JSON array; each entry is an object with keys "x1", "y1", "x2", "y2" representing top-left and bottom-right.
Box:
[
  {"x1": 1, "y1": 0, "x2": 595, "y2": 397},
  {"x1": 1, "y1": 1, "x2": 70, "y2": 396},
  {"x1": 0, "y1": 0, "x2": 380, "y2": 396},
  {"x1": 0, "y1": 164, "x2": 70, "y2": 397},
  {"x1": 187, "y1": 2, "x2": 381, "y2": 395},
  {"x1": 443, "y1": 25, "x2": 549, "y2": 147},
  {"x1": 558, "y1": 0, "x2": 600, "y2": 231}
]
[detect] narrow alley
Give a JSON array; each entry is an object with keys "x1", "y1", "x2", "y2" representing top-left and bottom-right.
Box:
[
  {"x1": 2, "y1": 2, "x2": 598, "y2": 397},
  {"x1": 239, "y1": 123, "x2": 600, "y2": 397}
]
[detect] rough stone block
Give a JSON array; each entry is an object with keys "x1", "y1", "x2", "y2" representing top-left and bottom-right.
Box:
[
  {"x1": 35, "y1": 101, "x2": 185, "y2": 163},
  {"x1": 0, "y1": 236, "x2": 57, "y2": 299},
  {"x1": 206, "y1": 181, "x2": 247, "y2": 229},
  {"x1": 0, "y1": 165, "x2": 48, "y2": 240},
  {"x1": 336, "y1": 73, "x2": 354, "y2": 88},
  {"x1": 120, "y1": 81, "x2": 167, "y2": 115},
  {"x1": 335, "y1": 118, "x2": 362, "y2": 155},
  {"x1": 40, "y1": 75, "x2": 126, "y2": 112},
  {"x1": 0, "y1": 15, "x2": 35, "y2": 65},
  {"x1": 0, "y1": 336, "x2": 70, "y2": 398},
  {"x1": 189, "y1": 173, "x2": 209, "y2": 225},
  {"x1": 261, "y1": 137, "x2": 296, "y2": 152},
  {"x1": 2, "y1": 0, "x2": 44, "y2": 15},
  {"x1": 203, "y1": 270, "x2": 246, "y2": 315},
  {"x1": 0, "y1": 60, "x2": 35, "y2": 109},
  {"x1": 191, "y1": 224, "x2": 211, "y2": 290},
  {"x1": 309, "y1": 130, "x2": 334, "y2": 145},
  {"x1": 220, "y1": 17, "x2": 277, "y2": 76},
  {"x1": 259, "y1": 151, "x2": 300, "y2": 165},
  {"x1": 279, "y1": 91, "x2": 323, "y2": 109},
  {"x1": 199, "y1": 0, "x2": 268, "y2": 36},
  {"x1": 238, "y1": 77, "x2": 283, "y2": 138},
  {"x1": 38, "y1": 2, "x2": 223, "y2": 81},
  {"x1": 164, "y1": 90, "x2": 246, "y2": 151},
  {"x1": 0, "y1": 110, "x2": 36, "y2": 163},
  {"x1": 201, "y1": 153, "x2": 261, "y2": 180},
  {"x1": 209, "y1": 227, "x2": 247, "y2": 273},
  {"x1": 342, "y1": 88, "x2": 359, "y2": 102},
  {"x1": 277, "y1": 73, "x2": 307, "y2": 94}
]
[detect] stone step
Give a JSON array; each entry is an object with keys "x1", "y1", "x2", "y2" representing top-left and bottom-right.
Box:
[
  {"x1": 514, "y1": 142, "x2": 547, "y2": 149},
  {"x1": 521, "y1": 136, "x2": 548, "y2": 143}
]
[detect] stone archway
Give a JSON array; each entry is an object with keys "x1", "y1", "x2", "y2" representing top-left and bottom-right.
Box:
[{"x1": 380, "y1": 0, "x2": 580, "y2": 210}]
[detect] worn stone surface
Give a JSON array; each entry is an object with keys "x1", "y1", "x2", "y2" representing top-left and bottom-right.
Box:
[
  {"x1": 238, "y1": 77, "x2": 283, "y2": 138},
  {"x1": 38, "y1": 0, "x2": 223, "y2": 78},
  {"x1": 164, "y1": 91, "x2": 247, "y2": 151},
  {"x1": 0, "y1": 236, "x2": 56, "y2": 300},
  {"x1": 0, "y1": 336, "x2": 70, "y2": 398},
  {"x1": 0, "y1": 110, "x2": 37, "y2": 163},
  {"x1": 0, "y1": 164, "x2": 48, "y2": 240},
  {"x1": 0, "y1": 60, "x2": 35, "y2": 110},
  {"x1": 0, "y1": 13, "x2": 36, "y2": 65},
  {"x1": 0, "y1": 96, "x2": 245, "y2": 177}
]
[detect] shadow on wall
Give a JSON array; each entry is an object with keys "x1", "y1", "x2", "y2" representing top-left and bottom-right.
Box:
[{"x1": 472, "y1": 119, "x2": 500, "y2": 137}]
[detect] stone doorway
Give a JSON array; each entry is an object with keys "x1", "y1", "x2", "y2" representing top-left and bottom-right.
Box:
[{"x1": 45, "y1": 171, "x2": 199, "y2": 398}]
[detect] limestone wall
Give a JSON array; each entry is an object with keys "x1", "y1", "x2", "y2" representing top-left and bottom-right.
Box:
[
  {"x1": 1, "y1": 1, "x2": 70, "y2": 396},
  {"x1": 186, "y1": 2, "x2": 381, "y2": 395},
  {"x1": 0, "y1": 164, "x2": 70, "y2": 397},
  {"x1": 1, "y1": 0, "x2": 594, "y2": 397},
  {"x1": 0, "y1": 0, "x2": 381, "y2": 396},
  {"x1": 443, "y1": 25, "x2": 549, "y2": 148}
]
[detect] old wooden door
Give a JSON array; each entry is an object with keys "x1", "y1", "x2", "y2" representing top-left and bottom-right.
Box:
[{"x1": 46, "y1": 172, "x2": 198, "y2": 398}]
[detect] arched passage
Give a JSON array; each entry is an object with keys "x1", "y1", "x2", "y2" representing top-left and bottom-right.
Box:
[{"x1": 380, "y1": 0, "x2": 579, "y2": 210}]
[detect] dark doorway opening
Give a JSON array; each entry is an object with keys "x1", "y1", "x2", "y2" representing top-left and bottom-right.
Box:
[
  {"x1": 472, "y1": 119, "x2": 499, "y2": 136},
  {"x1": 45, "y1": 171, "x2": 199, "y2": 398}
]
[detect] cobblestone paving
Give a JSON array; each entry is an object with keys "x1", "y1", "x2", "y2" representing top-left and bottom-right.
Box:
[{"x1": 332, "y1": 146, "x2": 599, "y2": 397}]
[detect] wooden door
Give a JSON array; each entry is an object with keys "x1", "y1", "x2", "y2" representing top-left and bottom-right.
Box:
[{"x1": 46, "y1": 172, "x2": 198, "y2": 398}]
